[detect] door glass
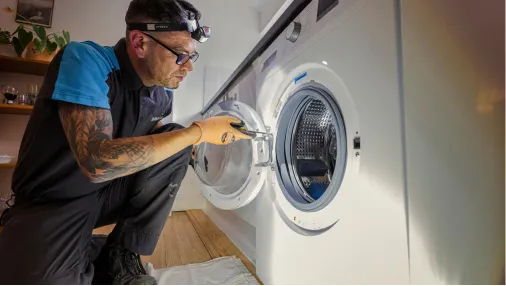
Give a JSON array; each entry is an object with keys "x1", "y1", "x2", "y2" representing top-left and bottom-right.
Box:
[
  {"x1": 195, "y1": 140, "x2": 253, "y2": 195},
  {"x1": 194, "y1": 100, "x2": 268, "y2": 200}
]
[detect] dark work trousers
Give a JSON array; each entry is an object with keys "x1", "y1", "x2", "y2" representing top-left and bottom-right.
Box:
[{"x1": 0, "y1": 124, "x2": 192, "y2": 284}]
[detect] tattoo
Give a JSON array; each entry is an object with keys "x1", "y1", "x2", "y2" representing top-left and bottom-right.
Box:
[{"x1": 58, "y1": 102, "x2": 154, "y2": 183}]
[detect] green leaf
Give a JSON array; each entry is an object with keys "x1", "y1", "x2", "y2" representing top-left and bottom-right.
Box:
[
  {"x1": 46, "y1": 41, "x2": 58, "y2": 55},
  {"x1": 32, "y1": 24, "x2": 46, "y2": 40},
  {"x1": 63, "y1": 30, "x2": 70, "y2": 44},
  {"x1": 17, "y1": 28, "x2": 33, "y2": 49},
  {"x1": 12, "y1": 37, "x2": 23, "y2": 56},
  {"x1": 33, "y1": 38, "x2": 47, "y2": 53},
  {"x1": 11, "y1": 24, "x2": 23, "y2": 36},
  {"x1": 54, "y1": 35, "x2": 65, "y2": 48},
  {"x1": 0, "y1": 30, "x2": 11, "y2": 44}
]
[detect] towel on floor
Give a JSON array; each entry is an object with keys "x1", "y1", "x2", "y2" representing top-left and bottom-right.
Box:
[{"x1": 145, "y1": 256, "x2": 259, "y2": 285}]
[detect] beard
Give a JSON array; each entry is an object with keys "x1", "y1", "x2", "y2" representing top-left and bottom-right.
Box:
[{"x1": 145, "y1": 54, "x2": 180, "y2": 89}]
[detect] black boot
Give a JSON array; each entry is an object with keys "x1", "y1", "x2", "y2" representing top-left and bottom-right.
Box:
[{"x1": 93, "y1": 244, "x2": 157, "y2": 285}]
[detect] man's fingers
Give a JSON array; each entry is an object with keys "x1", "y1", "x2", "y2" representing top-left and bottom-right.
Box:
[{"x1": 227, "y1": 116, "x2": 243, "y2": 124}]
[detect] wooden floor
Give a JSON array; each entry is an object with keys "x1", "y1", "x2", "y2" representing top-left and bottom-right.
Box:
[{"x1": 93, "y1": 209, "x2": 260, "y2": 283}]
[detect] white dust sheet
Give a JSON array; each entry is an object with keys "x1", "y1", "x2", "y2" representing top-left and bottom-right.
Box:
[{"x1": 145, "y1": 256, "x2": 259, "y2": 285}]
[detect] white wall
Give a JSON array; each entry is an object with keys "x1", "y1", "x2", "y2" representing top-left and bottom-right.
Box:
[
  {"x1": 258, "y1": 0, "x2": 293, "y2": 35},
  {"x1": 0, "y1": 0, "x2": 131, "y2": 46},
  {"x1": 169, "y1": 0, "x2": 261, "y2": 125},
  {"x1": 401, "y1": 0, "x2": 505, "y2": 284},
  {"x1": 258, "y1": 0, "x2": 287, "y2": 34},
  {"x1": 203, "y1": 65, "x2": 234, "y2": 106}
]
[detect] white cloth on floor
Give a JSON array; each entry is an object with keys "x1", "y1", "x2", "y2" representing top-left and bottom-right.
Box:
[{"x1": 145, "y1": 256, "x2": 259, "y2": 285}]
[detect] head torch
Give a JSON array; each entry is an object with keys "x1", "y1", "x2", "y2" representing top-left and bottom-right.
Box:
[{"x1": 127, "y1": 11, "x2": 211, "y2": 43}]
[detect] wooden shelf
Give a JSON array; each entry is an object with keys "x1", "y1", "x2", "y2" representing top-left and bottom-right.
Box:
[
  {"x1": 0, "y1": 104, "x2": 33, "y2": 115},
  {"x1": 0, "y1": 55, "x2": 50, "y2": 76},
  {"x1": 0, "y1": 161, "x2": 16, "y2": 169}
]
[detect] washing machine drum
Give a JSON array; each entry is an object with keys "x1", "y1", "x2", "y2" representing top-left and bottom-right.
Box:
[{"x1": 275, "y1": 87, "x2": 347, "y2": 211}]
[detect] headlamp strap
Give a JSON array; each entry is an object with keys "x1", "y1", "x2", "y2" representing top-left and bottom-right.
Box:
[
  {"x1": 126, "y1": 22, "x2": 190, "y2": 32},
  {"x1": 126, "y1": 11, "x2": 210, "y2": 43}
]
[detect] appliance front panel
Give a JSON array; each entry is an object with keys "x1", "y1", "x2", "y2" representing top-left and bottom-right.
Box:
[{"x1": 256, "y1": 0, "x2": 410, "y2": 283}]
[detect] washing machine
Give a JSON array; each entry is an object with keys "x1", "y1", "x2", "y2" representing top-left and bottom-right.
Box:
[{"x1": 194, "y1": 0, "x2": 410, "y2": 284}]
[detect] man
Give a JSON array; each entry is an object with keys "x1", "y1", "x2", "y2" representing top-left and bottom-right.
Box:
[{"x1": 0, "y1": 0, "x2": 251, "y2": 284}]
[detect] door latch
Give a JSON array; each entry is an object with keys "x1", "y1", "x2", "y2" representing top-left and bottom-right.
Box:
[{"x1": 255, "y1": 132, "x2": 274, "y2": 167}]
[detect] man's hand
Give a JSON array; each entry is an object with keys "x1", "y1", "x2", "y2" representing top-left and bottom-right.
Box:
[{"x1": 192, "y1": 116, "x2": 253, "y2": 145}]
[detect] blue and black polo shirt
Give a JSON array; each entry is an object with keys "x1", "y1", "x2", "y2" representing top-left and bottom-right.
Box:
[{"x1": 12, "y1": 38, "x2": 174, "y2": 201}]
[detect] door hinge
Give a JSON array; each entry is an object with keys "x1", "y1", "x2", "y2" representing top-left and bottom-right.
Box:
[{"x1": 255, "y1": 129, "x2": 274, "y2": 167}]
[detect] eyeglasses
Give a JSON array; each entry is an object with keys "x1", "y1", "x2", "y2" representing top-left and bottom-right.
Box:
[{"x1": 143, "y1": 32, "x2": 199, "y2": 65}]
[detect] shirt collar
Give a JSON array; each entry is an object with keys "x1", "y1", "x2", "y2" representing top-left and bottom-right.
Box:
[{"x1": 114, "y1": 38, "x2": 144, "y2": 90}]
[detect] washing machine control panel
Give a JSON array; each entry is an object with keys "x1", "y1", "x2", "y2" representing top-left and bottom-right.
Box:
[
  {"x1": 256, "y1": 1, "x2": 319, "y2": 76},
  {"x1": 255, "y1": 0, "x2": 358, "y2": 79}
]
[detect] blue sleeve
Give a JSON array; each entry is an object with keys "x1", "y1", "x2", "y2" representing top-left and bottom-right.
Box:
[{"x1": 52, "y1": 41, "x2": 119, "y2": 110}]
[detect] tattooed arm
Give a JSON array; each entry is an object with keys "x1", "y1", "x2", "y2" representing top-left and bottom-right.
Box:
[{"x1": 58, "y1": 102, "x2": 201, "y2": 183}]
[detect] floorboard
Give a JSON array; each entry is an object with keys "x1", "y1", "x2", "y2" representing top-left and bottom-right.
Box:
[{"x1": 163, "y1": 211, "x2": 212, "y2": 267}]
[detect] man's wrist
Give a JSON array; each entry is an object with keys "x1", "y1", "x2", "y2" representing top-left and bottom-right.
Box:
[{"x1": 188, "y1": 123, "x2": 203, "y2": 145}]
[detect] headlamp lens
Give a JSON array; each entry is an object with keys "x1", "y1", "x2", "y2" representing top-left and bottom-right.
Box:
[{"x1": 192, "y1": 26, "x2": 211, "y2": 43}]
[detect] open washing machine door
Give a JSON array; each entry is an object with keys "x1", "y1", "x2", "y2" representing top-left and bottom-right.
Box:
[{"x1": 193, "y1": 101, "x2": 271, "y2": 210}]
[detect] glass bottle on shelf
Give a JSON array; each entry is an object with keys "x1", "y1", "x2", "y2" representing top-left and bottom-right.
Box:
[
  {"x1": 18, "y1": 93, "x2": 30, "y2": 105},
  {"x1": 26, "y1": 84, "x2": 39, "y2": 105}
]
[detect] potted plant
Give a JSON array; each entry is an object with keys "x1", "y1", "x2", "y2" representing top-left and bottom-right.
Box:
[
  {"x1": 25, "y1": 25, "x2": 70, "y2": 61},
  {"x1": 0, "y1": 28, "x2": 17, "y2": 57},
  {"x1": 2, "y1": 6, "x2": 71, "y2": 61}
]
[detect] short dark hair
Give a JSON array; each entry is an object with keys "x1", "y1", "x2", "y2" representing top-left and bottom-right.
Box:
[{"x1": 125, "y1": 0, "x2": 201, "y2": 38}]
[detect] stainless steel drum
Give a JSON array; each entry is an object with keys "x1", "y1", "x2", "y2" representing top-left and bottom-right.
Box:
[{"x1": 276, "y1": 84, "x2": 347, "y2": 211}]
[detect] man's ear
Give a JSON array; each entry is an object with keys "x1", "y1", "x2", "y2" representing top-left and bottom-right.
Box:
[{"x1": 128, "y1": 31, "x2": 148, "y2": 59}]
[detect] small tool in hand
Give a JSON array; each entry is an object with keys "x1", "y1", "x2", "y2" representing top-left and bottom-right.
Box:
[
  {"x1": 230, "y1": 121, "x2": 271, "y2": 138},
  {"x1": 221, "y1": 120, "x2": 269, "y2": 144}
]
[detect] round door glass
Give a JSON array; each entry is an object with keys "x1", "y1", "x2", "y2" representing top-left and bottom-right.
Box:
[
  {"x1": 275, "y1": 84, "x2": 347, "y2": 212},
  {"x1": 195, "y1": 140, "x2": 253, "y2": 195},
  {"x1": 194, "y1": 100, "x2": 269, "y2": 210}
]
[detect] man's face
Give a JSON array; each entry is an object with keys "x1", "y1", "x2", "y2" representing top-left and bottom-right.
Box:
[{"x1": 142, "y1": 31, "x2": 196, "y2": 89}]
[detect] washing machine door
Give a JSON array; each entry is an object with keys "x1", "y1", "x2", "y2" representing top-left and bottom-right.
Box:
[{"x1": 194, "y1": 101, "x2": 271, "y2": 210}]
